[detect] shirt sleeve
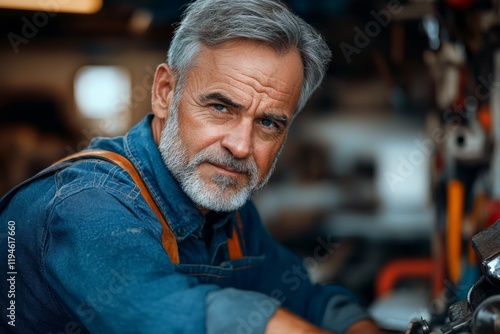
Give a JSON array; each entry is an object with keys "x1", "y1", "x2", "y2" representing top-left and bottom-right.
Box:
[
  {"x1": 240, "y1": 201, "x2": 371, "y2": 333},
  {"x1": 43, "y1": 186, "x2": 217, "y2": 333},
  {"x1": 321, "y1": 293, "x2": 372, "y2": 333}
]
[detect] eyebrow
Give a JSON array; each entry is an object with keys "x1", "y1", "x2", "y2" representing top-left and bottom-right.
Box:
[
  {"x1": 264, "y1": 112, "x2": 289, "y2": 128},
  {"x1": 200, "y1": 92, "x2": 243, "y2": 109},
  {"x1": 201, "y1": 92, "x2": 290, "y2": 128}
]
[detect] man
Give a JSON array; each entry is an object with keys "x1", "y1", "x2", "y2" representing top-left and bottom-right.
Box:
[{"x1": 0, "y1": 0, "x2": 382, "y2": 333}]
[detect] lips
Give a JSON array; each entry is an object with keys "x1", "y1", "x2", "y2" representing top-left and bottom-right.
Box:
[{"x1": 209, "y1": 162, "x2": 243, "y2": 175}]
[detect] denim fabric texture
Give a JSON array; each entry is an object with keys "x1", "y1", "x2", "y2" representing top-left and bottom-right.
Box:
[{"x1": 0, "y1": 114, "x2": 369, "y2": 333}]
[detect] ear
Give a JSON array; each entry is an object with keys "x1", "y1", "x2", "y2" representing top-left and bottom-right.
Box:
[{"x1": 151, "y1": 63, "x2": 176, "y2": 121}]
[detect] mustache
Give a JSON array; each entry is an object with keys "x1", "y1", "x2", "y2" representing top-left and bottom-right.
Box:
[{"x1": 190, "y1": 148, "x2": 258, "y2": 177}]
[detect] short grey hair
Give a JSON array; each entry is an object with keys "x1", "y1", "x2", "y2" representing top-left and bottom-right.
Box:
[{"x1": 167, "y1": 0, "x2": 332, "y2": 113}]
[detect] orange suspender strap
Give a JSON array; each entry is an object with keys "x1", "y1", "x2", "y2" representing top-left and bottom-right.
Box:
[
  {"x1": 52, "y1": 149, "x2": 180, "y2": 264},
  {"x1": 53, "y1": 149, "x2": 245, "y2": 263},
  {"x1": 227, "y1": 212, "x2": 244, "y2": 260}
]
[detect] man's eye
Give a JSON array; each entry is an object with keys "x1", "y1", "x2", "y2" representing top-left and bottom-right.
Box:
[
  {"x1": 212, "y1": 104, "x2": 228, "y2": 112},
  {"x1": 261, "y1": 118, "x2": 278, "y2": 129}
]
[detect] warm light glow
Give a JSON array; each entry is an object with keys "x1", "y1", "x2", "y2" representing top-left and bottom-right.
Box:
[
  {"x1": 74, "y1": 65, "x2": 131, "y2": 119},
  {"x1": 0, "y1": 0, "x2": 102, "y2": 14},
  {"x1": 74, "y1": 65, "x2": 132, "y2": 135}
]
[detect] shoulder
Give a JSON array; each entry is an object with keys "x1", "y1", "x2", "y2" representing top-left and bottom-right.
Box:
[
  {"x1": 49, "y1": 158, "x2": 164, "y2": 236},
  {"x1": 53, "y1": 158, "x2": 141, "y2": 203}
]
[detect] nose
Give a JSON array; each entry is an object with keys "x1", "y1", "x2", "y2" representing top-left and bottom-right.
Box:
[{"x1": 221, "y1": 119, "x2": 253, "y2": 159}]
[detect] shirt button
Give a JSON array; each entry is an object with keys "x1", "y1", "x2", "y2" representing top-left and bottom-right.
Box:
[{"x1": 176, "y1": 227, "x2": 185, "y2": 235}]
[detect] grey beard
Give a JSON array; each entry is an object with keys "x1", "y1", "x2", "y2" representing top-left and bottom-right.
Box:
[{"x1": 158, "y1": 102, "x2": 280, "y2": 212}]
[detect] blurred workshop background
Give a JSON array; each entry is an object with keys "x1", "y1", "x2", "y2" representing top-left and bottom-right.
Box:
[{"x1": 1, "y1": 0, "x2": 499, "y2": 332}]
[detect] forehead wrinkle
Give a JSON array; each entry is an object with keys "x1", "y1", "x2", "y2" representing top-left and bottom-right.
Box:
[
  {"x1": 236, "y1": 62, "x2": 295, "y2": 95},
  {"x1": 193, "y1": 42, "x2": 302, "y2": 114},
  {"x1": 226, "y1": 70, "x2": 296, "y2": 107}
]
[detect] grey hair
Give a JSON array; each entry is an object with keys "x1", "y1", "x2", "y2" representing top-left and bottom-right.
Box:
[{"x1": 167, "y1": 0, "x2": 332, "y2": 113}]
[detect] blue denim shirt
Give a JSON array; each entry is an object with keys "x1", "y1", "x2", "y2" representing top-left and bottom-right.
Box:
[{"x1": 0, "y1": 114, "x2": 369, "y2": 334}]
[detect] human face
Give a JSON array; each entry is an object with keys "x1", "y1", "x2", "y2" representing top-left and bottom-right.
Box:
[
  {"x1": 156, "y1": 40, "x2": 303, "y2": 212},
  {"x1": 159, "y1": 96, "x2": 261, "y2": 212}
]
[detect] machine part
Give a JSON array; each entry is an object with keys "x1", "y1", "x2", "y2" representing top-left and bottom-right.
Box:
[
  {"x1": 445, "y1": 124, "x2": 487, "y2": 162},
  {"x1": 448, "y1": 300, "x2": 472, "y2": 323},
  {"x1": 440, "y1": 313, "x2": 472, "y2": 334},
  {"x1": 467, "y1": 276, "x2": 500, "y2": 309},
  {"x1": 404, "y1": 221, "x2": 500, "y2": 333},
  {"x1": 440, "y1": 299, "x2": 472, "y2": 334},
  {"x1": 446, "y1": 301, "x2": 474, "y2": 333},
  {"x1": 471, "y1": 220, "x2": 500, "y2": 281},
  {"x1": 437, "y1": 265, "x2": 500, "y2": 333},
  {"x1": 423, "y1": 42, "x2": 465, "y2": 110},
  {"x1": 471, "y1": 295, "x2": 500, "y2": 333},
  {"x1": 404, "y1": 318, "x2": 432, "y2": 334}
]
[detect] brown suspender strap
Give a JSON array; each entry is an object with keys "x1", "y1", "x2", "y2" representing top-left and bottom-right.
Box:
[
  {"x1": 52, "y1": 150, "x2": 180, "y2": 264},
  {"x1": 227, "y1": 212, "x2": 244, "y2": 260}
]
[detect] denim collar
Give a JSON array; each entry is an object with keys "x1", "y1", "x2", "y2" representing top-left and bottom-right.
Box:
[{"x1": 120, "y1": 114, "x2": 234, "y2": 240}]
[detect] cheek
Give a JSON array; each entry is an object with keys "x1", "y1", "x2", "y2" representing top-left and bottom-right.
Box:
[
  {"x1": 254, "y1": 144, "x2": 281, "y2": 176},
  {"x1": 177, "y1": 114, "x2": 222, "y2": 157}
]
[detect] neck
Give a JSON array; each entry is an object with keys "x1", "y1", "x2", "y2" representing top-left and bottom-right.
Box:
[
  {"x1": 151, "y1": 116, "x2": 165, "y2": 145},
  {"x1": 197, "y1": 205, "x2": 210, "y2": 215}
]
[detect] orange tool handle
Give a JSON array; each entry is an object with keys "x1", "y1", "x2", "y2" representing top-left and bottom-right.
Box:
[{"x1": 447, "y1": 179, "x2": 464, "y2": 284}]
